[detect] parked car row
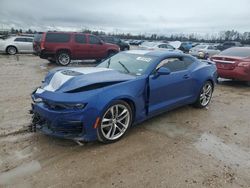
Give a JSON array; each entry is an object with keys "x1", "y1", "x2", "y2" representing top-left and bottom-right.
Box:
[{"x1": 138, "y1": 41, "x2": 183, "y2": 53}]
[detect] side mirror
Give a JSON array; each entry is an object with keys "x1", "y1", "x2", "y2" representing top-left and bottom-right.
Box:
[
  {"x1": 99, "y1": 40, "x2": 104, "y2": 45},
  {"x1": 157, "y1": 67, "x2": 171, "y2": 76}
]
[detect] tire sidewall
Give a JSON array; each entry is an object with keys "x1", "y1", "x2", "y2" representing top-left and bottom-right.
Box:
[
  {"x1": 7, "y1": 46, "x2": 17, "y2": 55},
  {"x1": 97, "y1": 100, "x2": 133, "y2": 143},
  {"x1": 194, "y1": 81, "x2": 213, "y2": 108},
  {"x1": 56, "y1": 52, "x2": 71, "y2": 66}
]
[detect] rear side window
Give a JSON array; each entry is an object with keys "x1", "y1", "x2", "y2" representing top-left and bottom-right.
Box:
[
  {"x1": 89, "y1": 35, "x2": 101, "y2": 44},
  {"x1": 45, "y1": 33, "x2": 70, "y2": 43},
  {"x1": 157, "y1": 57, "x2": 194, "y2": 72},
  {"x1": 14, "y1": 38, "x2": 26, "y2": 42},
  {"x1": 26, "y1": 38, "x2": 33, "y2": 42},
  {"x1": 75, "y1": 34, "x2": 86, "y2": 44}
]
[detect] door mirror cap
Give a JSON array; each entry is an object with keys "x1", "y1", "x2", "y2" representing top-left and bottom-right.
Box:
[{"x1": 157, "y1": 67, "x2": 171, "y2": 76}]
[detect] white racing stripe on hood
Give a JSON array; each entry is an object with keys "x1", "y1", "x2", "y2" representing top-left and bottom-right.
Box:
[{"x1": 43, "y1": 67, "x2": 111, "y2": 92}]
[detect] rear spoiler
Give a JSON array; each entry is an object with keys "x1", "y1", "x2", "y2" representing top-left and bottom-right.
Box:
[{"x1": 201, "y1": 59, "x2": 215, "y2": 65}]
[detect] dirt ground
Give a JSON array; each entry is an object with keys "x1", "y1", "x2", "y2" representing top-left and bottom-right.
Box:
[{"x1": 0, "y1": 53, "x2": 250, "y2": 188}]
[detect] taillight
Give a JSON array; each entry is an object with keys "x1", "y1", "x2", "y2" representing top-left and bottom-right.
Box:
[
  {"x1": 41, "y1": 40, "x2": 45, "y2": 50},
  {"x1": 40, "y1": 33, "x2": 46, "y2": 50},
  {"x1": 238, "y1": 62, "x2": 250, "y2": 68}
]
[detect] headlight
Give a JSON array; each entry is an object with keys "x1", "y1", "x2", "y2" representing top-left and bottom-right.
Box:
[
  {"x1": 33, "y1": 97, "x2": 43, "y2": 103},
  {"x1": 67, "y1": 103, "x2": 86, "y2": 109},
  {"x1": 49, "y1": 103, "x2": 86, "y2": 110}
]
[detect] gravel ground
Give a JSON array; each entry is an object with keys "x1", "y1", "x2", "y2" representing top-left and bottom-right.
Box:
[{"x1": 0, "y1": 53, "x2": 250, "y2": 188}]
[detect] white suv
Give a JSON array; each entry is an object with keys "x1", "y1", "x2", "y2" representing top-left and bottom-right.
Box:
[{"x1": 0, "y1": 36, "x2": 34, "y2": 55}]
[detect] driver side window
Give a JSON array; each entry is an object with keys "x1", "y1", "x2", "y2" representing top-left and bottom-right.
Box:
[{"x1": 157, "y1": 57, "x2": 194, "y2": 72}]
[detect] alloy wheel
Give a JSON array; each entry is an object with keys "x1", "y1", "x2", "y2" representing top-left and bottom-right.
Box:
[
  {"x1": 100, "y1": 104, "x2": 131, "y2": 140},
  {"x1": 200, "y1": 82, "x2": 213, "y2": 106},
  {"x1": 58, "y1": 53, "x2": 70, "y2": 65},
  {"x1": 7, "y1": 47, "x2": 17, "y2": 55}
]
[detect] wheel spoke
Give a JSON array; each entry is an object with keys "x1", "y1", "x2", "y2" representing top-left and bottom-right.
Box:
[
  {"x1": 102, "y1": 118, "x2": 112, "y2": 123},
  {"x1": 110, "y1": 107, "x2": 114, "y2": 118},
  {"x1": 111, "y1": 124, "x2": 116, "y2": 138},
  {"x1": 115, "y1": 124, "x2": 123, "y2": 132},
  {"x1": 102, "y1": 123, "x2": 113, "y2": 128},
  {"x1": 115, "y1": 105, "x2": 119, "y2": 118},
  {"x1": 106, "y1": 126, "x2": 113, "y2": 138},
  {"x1": 117, "y1": 121, "x2": 127, "y2": 128},
  {"x1": 118, "y1": 109, "x2": 128, "y2": 118}
]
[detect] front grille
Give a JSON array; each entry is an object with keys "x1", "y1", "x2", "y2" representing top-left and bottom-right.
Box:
[
  {"x1": 34, "y1": 113, "x2": 83, "y2": 135},
  {"x1": 49, "y1": 121, "x2": 83, "y2": 135}
]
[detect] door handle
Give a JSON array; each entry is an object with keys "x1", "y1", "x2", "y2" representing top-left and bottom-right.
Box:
[{"x1": 183, "y1": 74, "x2": 190, "y2": 79}]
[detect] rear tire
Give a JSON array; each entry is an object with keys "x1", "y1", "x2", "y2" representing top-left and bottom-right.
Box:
[
  {"x1": 193, "y1": 81, "x2": 213, "y2": 108},
  {"x1": 97, "y1": 100, "x2": 132, "y2": 144},
  {"x1": 6, "y1": 46, "x2": 17, "y2": 55},
  {"x1": 56, "y1": 51, "x2": 71, "y2": 66}
]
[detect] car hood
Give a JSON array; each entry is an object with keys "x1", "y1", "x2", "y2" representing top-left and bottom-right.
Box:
[{"x1": 41, "y1": 67, "x2": 136, "y2": 93}]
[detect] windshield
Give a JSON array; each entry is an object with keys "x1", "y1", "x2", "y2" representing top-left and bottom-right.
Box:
[
  {"x1": 219, "y1": 47, "x2": 250, "y2": 57},
  {"x1": 97, "y1": 53, "x2": 156, "y2": 76}
]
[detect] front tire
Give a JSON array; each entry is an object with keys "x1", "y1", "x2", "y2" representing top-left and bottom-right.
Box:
[
  {"x1": 97, "y1": 100, "x2": 132, "y2": 143},
  {"x1": 6, "y1": 46, "x2": 17, "y2": 55},
  {"x1": 193, "y1": 81, "x2": 213, "y2": 108},
  {"x1": 56, "y1": 51, "x2": 71, "y2": 66}
]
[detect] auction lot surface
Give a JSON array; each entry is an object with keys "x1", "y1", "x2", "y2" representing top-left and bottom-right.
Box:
[{"x1": 0, "y1": 53, "x2": 250, "y2": 188}]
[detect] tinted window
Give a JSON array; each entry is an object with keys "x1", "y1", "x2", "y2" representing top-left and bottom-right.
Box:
[
  {"x1": 157, "y1": 57, "x2": 194, "y2": 72},
  {"x1": 75, "y1": 34, "x2": 86, "y2": 43},
  {"x1": 34, "y1": 34, "x2": 42, "y2": 42},
  {"x1": 14, "y1": 38, "x2": 26, "y2": 42},
  {"x1": 45, "y1": 33, "x2": 70, "y2": 43},
  {"x1": 89, "y1": 35, "x2": 101, "y2": 44},
  {"x1": 208, "y1": 46, "x2": 216, "y2": 50},
  {"x1": 219, "y1": 48, "x2": 250, "y2": 57},
  {"x1": 26, "y1": 38, "x2": 33, "y2": 42}
]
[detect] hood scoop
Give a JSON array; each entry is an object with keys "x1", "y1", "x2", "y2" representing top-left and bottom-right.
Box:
[{"x1": 65, "y1": 81, "x2": 125, "y2": 93}]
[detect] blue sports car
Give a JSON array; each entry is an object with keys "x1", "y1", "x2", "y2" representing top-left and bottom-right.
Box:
[{"x1": 31, "y1": 50, "x2": 217, "y2": 143}]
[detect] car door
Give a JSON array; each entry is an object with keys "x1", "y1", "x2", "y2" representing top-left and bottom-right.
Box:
[
  {"x1": 72, "y1": 34, "x2": 91, "y2": 59},
  {"x1": 25, "y1": 38, "x2": 34, "y2": 52},
  {"x1": 13, "y1": 38, "x2": 30, "y2": 52},
  {"x1": 148, "y1": 56, "x2": 195, "y2": 115},
  {"x1": 207, "y1": 45, "x2": 219, "y2": 56},
  {"x1": 88, "y1": 35, "x2": 106, "y2": 59}
]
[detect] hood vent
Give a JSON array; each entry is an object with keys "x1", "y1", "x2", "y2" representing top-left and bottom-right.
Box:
[{"x1": 65, "y1": 81, "x2": 124, "y2": 93}]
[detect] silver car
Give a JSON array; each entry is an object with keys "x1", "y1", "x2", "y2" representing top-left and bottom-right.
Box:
[
  {"x1": 0, "y1": 36, "x2": 34, "y2": 55},
  {"x1": 189, "y1": 44, "x2": 220, "y2": 59},
  {"x1": 139, "y1": 42, "x2": 183, "y2": 53}
]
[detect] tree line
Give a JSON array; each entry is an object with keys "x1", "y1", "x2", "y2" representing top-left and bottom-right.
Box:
[{"x1": 1, "y1": 27, "x2": 250, "y2": 44}]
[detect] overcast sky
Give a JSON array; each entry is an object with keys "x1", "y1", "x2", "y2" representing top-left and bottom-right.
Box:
[{"x1": 0, "y1": 0, "x2": 250, "y2": 35}]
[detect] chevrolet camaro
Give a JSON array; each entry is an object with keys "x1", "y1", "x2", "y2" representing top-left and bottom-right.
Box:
[{"x1": 31, "y1": 50, "x2": 217, "y2": 143}]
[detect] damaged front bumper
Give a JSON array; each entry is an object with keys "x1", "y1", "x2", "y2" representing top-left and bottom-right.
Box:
[{"x1": 29, "y1": 102, "x2": 98, "y2": 142}]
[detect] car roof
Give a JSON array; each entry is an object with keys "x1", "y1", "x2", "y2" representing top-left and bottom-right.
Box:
[{"x1": 124, "y1": 50, "x2": 183, "y2": 58}]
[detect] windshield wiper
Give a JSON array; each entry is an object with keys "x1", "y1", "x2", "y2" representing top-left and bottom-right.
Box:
[
  {"x1": 107, "y1": 58, "x2": 111, "y2": 68},
  {"x1": 118, "y1": 61, "x2": 130, "y2": 73}
]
